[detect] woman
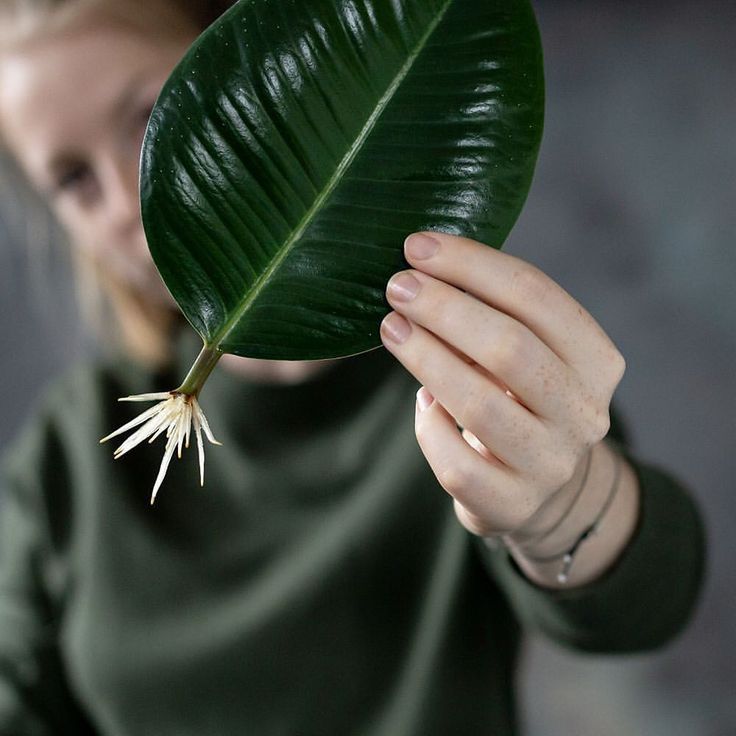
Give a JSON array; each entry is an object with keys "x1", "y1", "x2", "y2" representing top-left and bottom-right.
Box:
[{"x1": 0, "y1": 0, "x2": 704, "y2": 734}]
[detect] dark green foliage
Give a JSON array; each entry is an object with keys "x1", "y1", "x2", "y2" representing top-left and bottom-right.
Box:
[{"x1": 140, "y1": 0, "x2": 544, "y2": 359}]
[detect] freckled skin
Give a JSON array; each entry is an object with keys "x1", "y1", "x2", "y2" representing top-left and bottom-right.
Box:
[{"x1": 381, "y1": 232, "x2": 639, "y2": 589}]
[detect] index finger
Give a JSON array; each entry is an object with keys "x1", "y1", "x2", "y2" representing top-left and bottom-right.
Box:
[{"x1": 403, "y1": 231, "x2": 620, "y2": 377}]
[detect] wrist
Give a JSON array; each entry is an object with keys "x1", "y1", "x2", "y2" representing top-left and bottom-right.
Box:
[
  {"x1": 499, "y1": 441, "x2": 641, "y2": 589},
  {"x1": 507, "y1": 446, "x2": 595, "y2": 555}
]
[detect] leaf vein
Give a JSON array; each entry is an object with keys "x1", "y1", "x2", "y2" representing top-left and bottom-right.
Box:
[{"x1": 209, "y1": 0, "x2": 456, "y2": 350}]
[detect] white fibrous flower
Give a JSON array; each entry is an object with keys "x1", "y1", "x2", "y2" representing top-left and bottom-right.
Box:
[{"x1": 100, "y1": 391, "x2": 221, "y2": 505}]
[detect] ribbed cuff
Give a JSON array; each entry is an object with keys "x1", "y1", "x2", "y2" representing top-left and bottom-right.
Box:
[{"x1": 481, "y1": 459, "x2": 706, "y2": 653}]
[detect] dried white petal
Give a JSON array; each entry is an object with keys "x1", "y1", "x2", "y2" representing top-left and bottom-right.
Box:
[
  {"x1": 148, "y1": 413, "x2": 175, "y2": 444},
  {"x1": 194, "y1": 400, "x2": 222, "y2": 446},
  {"x1": 119, "y1": 392, "x2": 172, "y2": 402},
  {"x1": 99, "y1": 401, "x2": 167, "y2": 444},
  {"x1": 113, "y1": 406, "x2": 173, "y2": 459},
  {"x1": 175, "y1": 410, "x2": 187, "y2": 460},
  {"x1": 192, "y1": 408, "x2": 205, "y2": 487},
  {"x1": 184, "y1": 402, "x2": 192, "y2": 449},
  {"x1": 100, "y1": 391, "x2": 220, "y2": 504},
  {"x1": 151, "y1": 432, "x2": 179, "y2": 505}
]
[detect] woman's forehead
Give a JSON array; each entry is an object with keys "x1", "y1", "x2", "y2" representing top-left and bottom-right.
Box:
[
  {"x1": 1, "y1": 0, "x2": 198, "y2": 48},
  {"x1": 0, "y1": 17, "x2": 191, "y2": 181},
  {"x1": 0, "y1": 0, "x2": 199, "y2": 138}
]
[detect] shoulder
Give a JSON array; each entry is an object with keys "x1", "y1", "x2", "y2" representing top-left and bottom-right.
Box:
[{"x1": 2, "y1": 355, "x2": 164, "y2": 503}]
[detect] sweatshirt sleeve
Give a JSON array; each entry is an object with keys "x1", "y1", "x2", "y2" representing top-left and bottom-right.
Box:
[
  {"x1": 0, "y1": 416, "x2": 97, "y2": 735},
  {"x1": 479, "y1": 414, "x2": 706, "y2": 654}
]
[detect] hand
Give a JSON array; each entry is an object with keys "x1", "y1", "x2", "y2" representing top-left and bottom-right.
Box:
[{"x1": 380, "y1": 232, "x2": 638, "y2": 586}]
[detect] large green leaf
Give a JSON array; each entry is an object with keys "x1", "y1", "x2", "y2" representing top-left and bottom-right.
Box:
[{"x1": 140, "y1": 0, "x2": 544, "y2": 360}]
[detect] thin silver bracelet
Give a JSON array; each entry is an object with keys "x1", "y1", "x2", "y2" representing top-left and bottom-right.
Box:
[{"x1": 525, "y1": 450, "x2": 623, "y2": 584}]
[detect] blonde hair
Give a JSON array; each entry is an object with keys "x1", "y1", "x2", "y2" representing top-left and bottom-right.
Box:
[
  {"x1": 0, "y1": 0, "x2": 234, "y2": 366},
  {"x1": 0, "y1": 0, "x2": 234, "y2": 48}
]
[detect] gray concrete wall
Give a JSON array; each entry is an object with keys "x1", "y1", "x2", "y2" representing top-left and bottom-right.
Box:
[
  {"x1": 1, "y1": 0, "x2": 733, "y2": 732},
  {"x1": 0, "y1": 161, "x2": 86, "y2": 447},
  {"x1": 510, "y1": 2, "x2": 735, "y2": 733}
]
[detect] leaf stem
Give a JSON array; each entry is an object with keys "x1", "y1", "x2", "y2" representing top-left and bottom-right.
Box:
[{"x1": 176, "y1": 345, "x2": 222, "y2": 397}]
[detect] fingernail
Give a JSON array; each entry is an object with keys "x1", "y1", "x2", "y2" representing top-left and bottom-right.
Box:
[
  {"x1": 416, "y1": 387, "x2": 434, "y2": 412},
  {"x1": 381, "y1": 312, "x2": 412, "y2": 344},
  {"x1": 405, "y1": 232, "x2": 439, "y2": 260},
  {"x1": 387, "y1": 272, "x2": 421, "y2": 302}
]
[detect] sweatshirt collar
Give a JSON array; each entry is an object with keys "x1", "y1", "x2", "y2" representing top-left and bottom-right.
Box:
[{"x1": 174, "y1": 330, "x2": 400, "y2": 438}]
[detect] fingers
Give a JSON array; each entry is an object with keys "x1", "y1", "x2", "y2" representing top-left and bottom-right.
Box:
[
  {"x1": 381, "y1": 312, "x2": 556, "y2": 480},
  {"x1": 381, "y1": 231, "x2": 625, "y2": 540},
  {"x1": 413, "y1": 388, "x2": 528, "y2": 533},
  {"x1": 384, "y1": 267, "x2": 575, "y2": 421},
  {"x1": 402, "y1": 232, "x2": 626, "y2": 389}
]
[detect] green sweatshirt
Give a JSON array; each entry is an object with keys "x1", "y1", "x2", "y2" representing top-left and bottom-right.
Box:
[{"x1": 0, "y1": 344, "x2": 704, "y2": 736}]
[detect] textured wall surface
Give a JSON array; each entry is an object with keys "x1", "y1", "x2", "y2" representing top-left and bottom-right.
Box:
[
  {"x1": 510, "y1": 2, "x2": 736, "y2": 734},
  {"x1": 0, "y1": 0, "x2": 733, "y2": 733},
  {"x1": 0, "y1": 161, "x2": 86, "y2": 448}
]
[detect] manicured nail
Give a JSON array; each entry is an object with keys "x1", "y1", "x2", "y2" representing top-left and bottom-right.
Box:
[
  {"x1": 416, "y1": 387, "x2": 434, "y2": 412},
  {"x1": 381, "y1": 312, "x2": 412, "y2": 344},
  {"x1": 387, "y1": 272, "x2": 421, "y2": 302},
  {"x1": 405, "y1": 232, "x2": 439, "y2": 260}
]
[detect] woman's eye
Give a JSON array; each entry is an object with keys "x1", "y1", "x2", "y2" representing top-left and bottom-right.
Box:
[
  {"x1": 53, "y1": 164, "x2": 98, "y2": 204},
  {"x1": 55, "y1": 163, "x2": 88, "y2": 190}
]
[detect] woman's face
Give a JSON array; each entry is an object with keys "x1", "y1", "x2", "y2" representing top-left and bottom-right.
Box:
[
  {"x1": 0, "y1": 7, "x2": 198, "y2": 305},
  {"x1": 0, "y1": 4, "x2": 335, "y2": 383}
]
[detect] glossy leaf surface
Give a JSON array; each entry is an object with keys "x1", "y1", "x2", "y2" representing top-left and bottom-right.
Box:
[{"x1": 140, "y1": 0, "x2": 544, "y2": 360}]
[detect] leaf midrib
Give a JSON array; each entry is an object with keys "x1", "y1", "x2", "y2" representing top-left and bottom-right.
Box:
[{"x1": 208, "y1": 0, "x2": 455, "y2": 350}]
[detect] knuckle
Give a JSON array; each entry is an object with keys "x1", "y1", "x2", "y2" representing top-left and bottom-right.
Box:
[
  {"x1": 566, "y1": 391, "x2": 612, "y2": 444},
  {"x1": 436, "y1": 464, "x2": 472, "y2": 498},
  {"x1": 510, "y1": 264, "x2": 551, "y2": 305},
  {"x1": 487, "y1": 323, "x2": 527, "y2": 372},
  {"x1": 609, "y1": 349, "x2": 626, "y2": 384},
  {"x1": 595, "y1": 345, "x2": 626, "y2": 388},
  {"x1": 575, "y1": 402, "x2": 611, "y2": 444},
  {"x1": 590, "y1": 409, "x2": 611, "y2": 442}
]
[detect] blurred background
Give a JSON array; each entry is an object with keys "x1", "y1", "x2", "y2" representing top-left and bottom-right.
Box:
[{"x1": 1, "y1": 0, "x2": 734, "y2": 733}]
